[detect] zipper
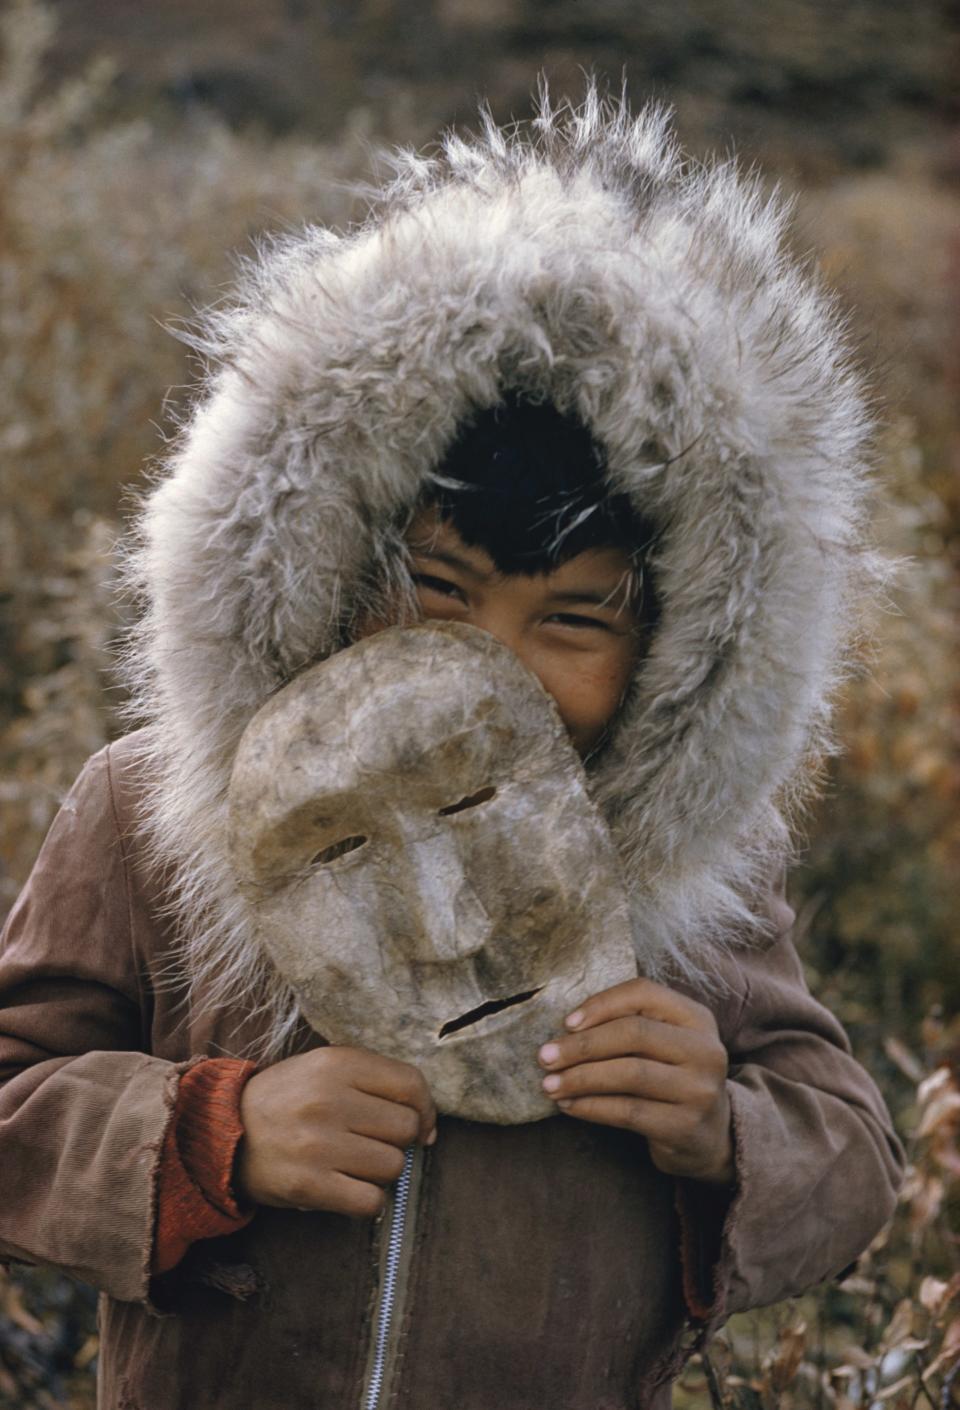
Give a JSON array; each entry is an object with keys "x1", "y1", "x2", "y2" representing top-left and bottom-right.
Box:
[{"x1": 359, "y1": 1144, "x2": 425, "y2": 1410}]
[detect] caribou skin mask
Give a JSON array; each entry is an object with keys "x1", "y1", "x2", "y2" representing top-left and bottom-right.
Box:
[{"x1": 227, "y1": 622, "x2": 637, "y2": 1123}]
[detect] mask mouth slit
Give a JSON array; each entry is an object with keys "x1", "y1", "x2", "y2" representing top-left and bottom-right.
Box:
[{"x1": 438, "y1": 987, "x2": 542, "y2": 1039}]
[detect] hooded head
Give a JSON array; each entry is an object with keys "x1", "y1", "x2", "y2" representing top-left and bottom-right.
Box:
[{"x1": 121, "y1": 84, "x2": 876, "y2": 1057}]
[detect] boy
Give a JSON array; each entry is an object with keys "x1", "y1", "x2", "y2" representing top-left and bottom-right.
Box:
[{"x1": 0, "y1": 91, "x2": 902, "y2": 1408}]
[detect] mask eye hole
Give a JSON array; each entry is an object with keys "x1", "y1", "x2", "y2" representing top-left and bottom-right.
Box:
[
  {"x1": 310, "y1": 835, "x2": 368, "y2": 867},
  {"x1": 438, "y1": 785, "x2": 497, "y2": 817}
]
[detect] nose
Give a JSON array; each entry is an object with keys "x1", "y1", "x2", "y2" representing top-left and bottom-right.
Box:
[
  {"x1": 467, "y1": 607, "x2": 524, "y2": 666},
  {"x1": 465, "y1": 611, "x2": 548, "y2": 705},
  {"x1": 403, "y1": 835, "x2": 494, "y2": 963}
]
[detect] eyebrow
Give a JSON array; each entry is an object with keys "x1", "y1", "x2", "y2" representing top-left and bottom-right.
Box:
[
  {"x1": 545, "y1": 589, "x2": 627, "y2": 609},
  {"x1": 409, "y1": 547, "x2": 495, "y2": 583}
]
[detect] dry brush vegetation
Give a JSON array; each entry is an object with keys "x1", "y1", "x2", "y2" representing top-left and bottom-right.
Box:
[{"x1": 0, "y1": 0, "x2": 958, "y2": 1404}]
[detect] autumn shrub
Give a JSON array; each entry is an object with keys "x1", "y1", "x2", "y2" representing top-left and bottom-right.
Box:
[
  {"x1": 0, "y1": 0, "x2": 380, "y2": 908},
  {"x1": 793, "y1": 171, "x2": 960, "y2": 1036}
]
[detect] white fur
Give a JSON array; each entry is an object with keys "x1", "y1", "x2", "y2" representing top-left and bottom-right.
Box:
[{"x1": 119, "y1": 85, "x2": 878, "y2": 1058}]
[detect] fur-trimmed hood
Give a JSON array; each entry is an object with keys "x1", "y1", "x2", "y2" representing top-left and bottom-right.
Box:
[{"x1": 122, "y1": 86, "x2": 876, "y2": 1056}]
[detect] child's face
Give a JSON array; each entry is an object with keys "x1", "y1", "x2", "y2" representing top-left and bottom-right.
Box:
[{"x1": 377, "y1": 507, "x2": 643, "y2": 755}]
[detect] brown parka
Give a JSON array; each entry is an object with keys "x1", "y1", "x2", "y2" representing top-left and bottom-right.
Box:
[{"x1": 0, "y1": 737, "x2": 902, "y2": 1408}]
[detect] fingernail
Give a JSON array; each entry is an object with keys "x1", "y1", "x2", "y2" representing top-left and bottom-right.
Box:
[
  {"x1": 426, "y1": 1128, "x2": 437, "y2": 1146},
  {"x1": 542, "y1": 1074, "x2": 561, "y2": 1092},
  {"x1": 565, "y1": 1010, "x2": 584, "y2": 1029},
  {"x1": 557, "y1": 1099, "x2": 572, "y2": 1110},
  {"x1": 539, "y1": 1042, "x2": 560, "y2": 1065}
]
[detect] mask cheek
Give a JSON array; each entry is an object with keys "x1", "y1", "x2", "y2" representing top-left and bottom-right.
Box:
[{"x1": 252, "y1": 873, "x2": 402, "y2": 1035}]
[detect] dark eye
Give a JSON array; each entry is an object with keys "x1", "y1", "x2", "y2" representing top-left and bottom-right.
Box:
[
  {"x1": 310, "y1": 835, "x2": 368, "y2": 866},
  {"x1": 548, "y1": 612, "x2": 611, "y2": 631},
  {"x1": 438, "y1": 786, "x2": 497, "y2": 817},
  {"x1": 412, "y1": 572, "x2": 468, "y2": 604}
]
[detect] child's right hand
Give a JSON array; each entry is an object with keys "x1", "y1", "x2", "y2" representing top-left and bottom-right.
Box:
[{"x1": 235, "y1": 1046, "x2": 436, "y2": 1216}]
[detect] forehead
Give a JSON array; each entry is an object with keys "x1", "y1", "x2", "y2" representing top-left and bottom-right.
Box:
[
  {"x1": 333, "y1": 662, "x2": 521, "y2": 790},
  {"x1": 234, "y1": 625, "x2": 575, "y2": 815}
]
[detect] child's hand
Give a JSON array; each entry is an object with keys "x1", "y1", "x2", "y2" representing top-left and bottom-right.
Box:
[
  {"x1": 236, "y1": 1046, "x2": 436, "y2": 1215},
  {"x1": 537, "y1": 978, "x2": 734, "y2": 1186}
]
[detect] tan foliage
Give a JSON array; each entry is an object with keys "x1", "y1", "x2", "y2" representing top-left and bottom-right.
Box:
[{"x1": 0, "y1": 0, "x2": 375, "y2": 907}]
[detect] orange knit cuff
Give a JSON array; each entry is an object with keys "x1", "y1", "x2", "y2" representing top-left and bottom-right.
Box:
[{"x1": 152, "y1": 1058, "x2": 258, "y2": 1277}]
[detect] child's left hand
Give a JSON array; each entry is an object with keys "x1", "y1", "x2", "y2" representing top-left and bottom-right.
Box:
[{"x1": 537, "y1": 978, "x2": 735, "y2": 1186}]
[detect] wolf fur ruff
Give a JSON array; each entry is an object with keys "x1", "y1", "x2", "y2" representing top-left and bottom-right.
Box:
[{"x1": 121, "y1": 85, "x2": 877, "y2": 1056}]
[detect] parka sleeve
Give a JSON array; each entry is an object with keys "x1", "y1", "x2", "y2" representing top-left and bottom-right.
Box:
[
  {"x1": 678, "y1": 880, "x2": 904, "y2": 1322},
  {"x1": 0, "y1": 747, "x2": 182, "y2": 1303}
]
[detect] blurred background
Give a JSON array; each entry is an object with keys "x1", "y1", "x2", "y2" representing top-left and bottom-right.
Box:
[{"x1": 0, "y1": 0, "x2": 958, "y2": 1404}]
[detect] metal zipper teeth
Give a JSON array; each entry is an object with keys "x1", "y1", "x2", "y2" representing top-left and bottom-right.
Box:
[{"x1": 362, "y1": 1146, "x2": 416, "y2": 1410}]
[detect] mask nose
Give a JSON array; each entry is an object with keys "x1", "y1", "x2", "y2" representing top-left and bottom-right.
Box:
[{"x1": 403, "y1": 835, "x2": 494, "y2": 963}]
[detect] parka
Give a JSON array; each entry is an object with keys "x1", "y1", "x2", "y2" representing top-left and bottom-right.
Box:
[{"x1": 0, "y1": 89, "x2": 903, "y2": 1409}]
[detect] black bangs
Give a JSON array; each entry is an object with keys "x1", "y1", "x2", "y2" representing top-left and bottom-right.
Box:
[{"x1": 427, "y1": 392, "x2": 646, "y2": 576}]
